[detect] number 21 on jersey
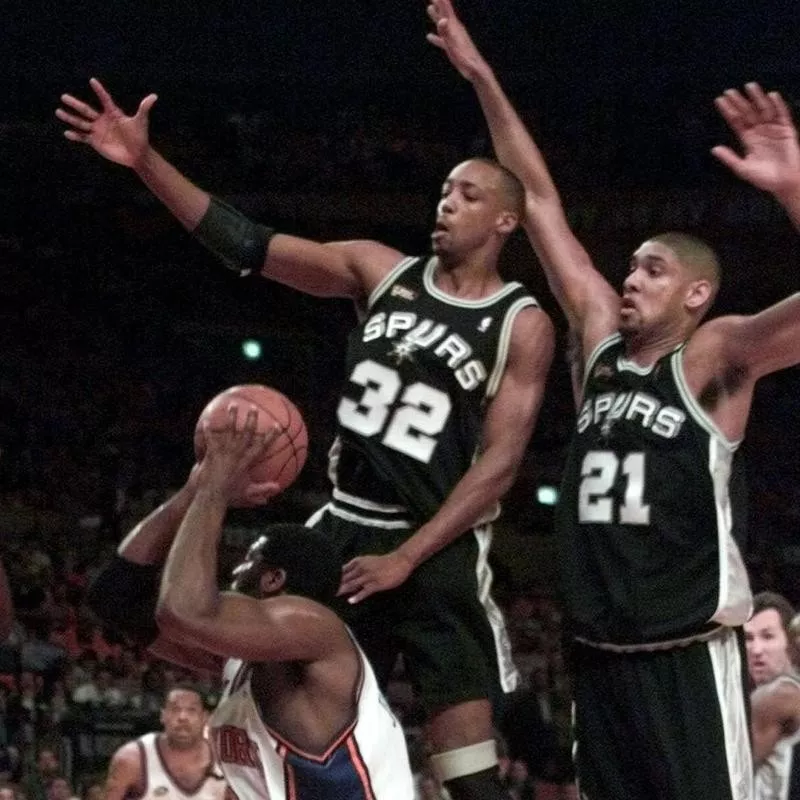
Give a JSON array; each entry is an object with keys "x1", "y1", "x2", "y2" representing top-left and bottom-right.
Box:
[
  {"x1": 337, "y1": 359, "x2": 452, "y2": 464},
  {"x1": 578, "y1": 450, "x2": 650, "y2": 525}
]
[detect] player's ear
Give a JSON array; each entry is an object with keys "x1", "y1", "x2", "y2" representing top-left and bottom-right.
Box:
[
  {"x1": 260, "y1": 567, "x2": 287, "y2": 595},
  {"x1": 496, "y1": 209, "x2": 518, "y2": 236},
  {"x1": 685, "y1": 278, "x2": 712, "y2": 312}
]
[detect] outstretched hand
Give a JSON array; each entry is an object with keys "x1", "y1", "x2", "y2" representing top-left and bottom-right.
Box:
[
  {"x1": 56, "y1": 78, "x2": 157, "y2": 168},
  {"x1": 196, "y1": 405, "x2": 280, "y2": 507},
  {"x1": 426, "y1": 0, "x2": 486, "y2": 82},
  {"x1": 712, "y1": 83, "x2": 800, "y2": 196}
]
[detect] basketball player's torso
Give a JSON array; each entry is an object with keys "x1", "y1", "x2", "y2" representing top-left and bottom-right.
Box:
[
  {"x1": 131, "y1": 733, "x2": 226, "y2": 800},
  {"x1": 558, "y1": 333, "x2": 751, "y2": 645},
  {"x1": 209, "y1": 652, "x2": 414, "y2": 800},
  {"x1": 333, "y1": 255, "x2": 537, "y2": 521}
]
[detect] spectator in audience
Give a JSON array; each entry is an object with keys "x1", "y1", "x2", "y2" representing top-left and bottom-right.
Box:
[{"x1": 20, "y1": 747, "x2": 61, "y2": 800}]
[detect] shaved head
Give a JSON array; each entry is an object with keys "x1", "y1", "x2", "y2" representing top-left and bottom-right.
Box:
[{"x1": 469, "y1": 157, "x2": 525, "y2": 218}]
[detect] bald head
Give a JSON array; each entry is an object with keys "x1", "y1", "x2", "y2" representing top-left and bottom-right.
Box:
[{"x1": 467, "y1": 157, "x2": 525, "y2": 218}]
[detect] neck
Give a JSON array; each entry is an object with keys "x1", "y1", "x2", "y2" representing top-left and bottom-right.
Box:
[
  {"x1": 432, "y1": 255, "x2": 502, "y2": 299},
  {"x1": 622, "y1": 321, "x2": 694, "y2": 366}
]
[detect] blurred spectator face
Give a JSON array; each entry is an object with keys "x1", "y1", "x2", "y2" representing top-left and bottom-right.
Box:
[
  {"x1": 45, "y1": 779, "x2": 71, "y2": 800},
  {"x1": 161, "y1": 689, "x2": 207, "y2": 750},
  {"x1": 37, "y1": 750, "x2": 59, "y2": 776},
  {"x1": 745, "y1": 608, "x2": 792, "y2": 685},
  {"x1": 0, "y1": 786, "x2": 16, "y2": 800}
]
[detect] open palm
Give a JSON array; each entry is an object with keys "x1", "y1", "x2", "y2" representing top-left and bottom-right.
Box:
[
  {"x1": 56, "y1": 78, "x2": 157, "y2": 168},
  {"x1": 712, "y1": 83, "x2": 800, "y2": 195}
]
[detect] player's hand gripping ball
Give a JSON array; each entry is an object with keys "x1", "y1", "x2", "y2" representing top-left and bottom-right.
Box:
[{"x1": 195, "y1": 385, "x2": 308, "y2": 505}]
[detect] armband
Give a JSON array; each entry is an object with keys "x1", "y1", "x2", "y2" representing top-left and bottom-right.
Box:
[
  {"x1": 86, "y1": 556, "x2": 160, "y2": 646},
  {"x1": 192, "y1": 197, "x2": 275, "y2": 277}
]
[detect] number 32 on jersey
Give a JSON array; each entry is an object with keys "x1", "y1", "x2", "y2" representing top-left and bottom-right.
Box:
[
  {"x1": 337, "y1": 359, "x2": 452, "y2": 464},
  {"x1": 579, "y1": 450, "x2": 650, "y2": 525}
]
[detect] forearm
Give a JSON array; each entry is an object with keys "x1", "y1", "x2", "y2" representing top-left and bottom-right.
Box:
[
  {"x1": 117, "y1": 484, "x2": 195, "y2": 564},
  {"x1": 134, "y1": 147, "x2": 211, "y2": 231},
  {"x1": 397, "y1": 454, "x2": 517, "y2": 569},
  {"x1": 158, "y1": 487, "x2": 227, "y2": 624}
]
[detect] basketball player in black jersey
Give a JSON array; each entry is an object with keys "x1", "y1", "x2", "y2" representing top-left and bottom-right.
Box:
[
  {"x1": 428, "y1": 1, "x2": 800, "y2": 798},
  {"x1": 57, "y1": 67, "x2": 555, "y2": 797}
]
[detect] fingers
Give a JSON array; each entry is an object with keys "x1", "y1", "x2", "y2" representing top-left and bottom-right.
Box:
[
  {"x1": 55, "y1": 107, "x2": 94, "y2": 132},
  {"x1": 716, "y1": 82, "x2": 785, "y2": 131},
  {"x1": 89, "y1": 77, "x2": 117, "y2": 112},
  {"x1": 59, "y1": 93, "x2": 100, "y2": 121},
  {"x1": 710, "y1": 145, "x2": 747, "y2": 178},
  {"x1": 136, "y1": 93, "x2": 158, "y2": 119}
]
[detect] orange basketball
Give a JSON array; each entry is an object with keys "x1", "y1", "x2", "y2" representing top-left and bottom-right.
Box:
[{"x1": 194, "y1": 384, "x2": 308, "y2": 495}]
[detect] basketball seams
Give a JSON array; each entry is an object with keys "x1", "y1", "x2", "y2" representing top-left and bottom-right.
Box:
[{"x1": 195, "y1": 384, "x2": 308, "y2": 492}]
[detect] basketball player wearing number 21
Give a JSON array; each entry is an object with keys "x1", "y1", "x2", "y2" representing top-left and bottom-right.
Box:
[
  {"x1": 57, "y1": 70, "x2": 554, "y2": 800},
  {"x1": 426, "y1": 1, "x2": 800, "y2": 795}
]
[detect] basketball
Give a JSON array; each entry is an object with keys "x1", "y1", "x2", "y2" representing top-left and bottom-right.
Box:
[{"x1": 194, "y1": 384, "x2": 308, "y2": 497}]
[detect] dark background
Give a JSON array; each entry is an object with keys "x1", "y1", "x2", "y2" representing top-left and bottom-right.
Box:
[{"x1": 1, "y1": 0, "x2": 799, "y2": 598}]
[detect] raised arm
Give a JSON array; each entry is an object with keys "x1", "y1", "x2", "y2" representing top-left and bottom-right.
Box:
[
  {"x1": 56, "y1": 79, "x2": 401, "y2": 300},
  {"x1": 339, "y1": 305, "x2": 554, "y2": 603},
  {"x1": 705, "y1": 84, "x2": 800, "y2": 380},
  {"x1": 426, "y1": 0, "x2": 619, "y2": 350},
  {"x1": 156, "y1": 408, "x2": 347, "y2": 663}
]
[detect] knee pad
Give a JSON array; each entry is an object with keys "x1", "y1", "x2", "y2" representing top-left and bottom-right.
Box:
[{"x1": 429, "y1": 740, "x2": 498, "y2": 782}]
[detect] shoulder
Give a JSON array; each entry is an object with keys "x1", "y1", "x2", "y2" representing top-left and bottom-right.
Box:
[
  {"x1": 508, "y1": 305, "x2": 556, "y2": 361},
  {"x1": 327, "y1": 240, "x2": 408, "y2": 294}
]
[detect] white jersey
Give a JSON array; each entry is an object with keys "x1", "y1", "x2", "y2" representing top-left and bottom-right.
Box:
[
  {"x1": 131, "y1": 732, "x2": 227, "y2": 800},
  {"x1": 756, "y1": 674, "x2": 800, "y2": 800},
  {"x1": 209, "y1": 646, "x2": 414, "y2": 799}
]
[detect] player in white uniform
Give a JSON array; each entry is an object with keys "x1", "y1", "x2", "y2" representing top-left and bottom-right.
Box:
[
  {"x1": 88, "y1": 408, "x2": 414, "y2": 800},
  {"x1": 746, "y1": 592, "x2": 800, "y2": 800},
  {"x1": 102, "y1": 687, "x2": 226, "y2": 800}
]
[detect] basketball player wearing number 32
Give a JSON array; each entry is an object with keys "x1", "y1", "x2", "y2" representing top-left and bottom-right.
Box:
[
  {"x1": 426, "y1": 1, "x2": 800, "y2": 798},
  {"x1": 57, "y1": 56, "x2": 555, "y2": 800}
]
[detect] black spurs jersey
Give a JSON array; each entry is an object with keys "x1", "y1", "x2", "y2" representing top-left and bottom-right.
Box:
[
  {"x1": 331, "y1": 255, "x2": 537, "y2": 524},
  {"x1": 556, "y1": 334, "x2": 752, "y2": 646}
]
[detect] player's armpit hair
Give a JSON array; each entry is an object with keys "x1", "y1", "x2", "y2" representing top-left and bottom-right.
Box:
[
  {"x1": 86, "y1": 555, "x2": 159, "y2": 646},
  {"x1": 192, "y1": 198, "x2": 276, "y2": 277}
]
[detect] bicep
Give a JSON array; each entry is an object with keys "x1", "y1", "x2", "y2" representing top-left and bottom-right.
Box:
[
  {"x1": 482, "y1": 309, "x2": 555, "y2": 460},
  {"x1": 721, "y1": 293, "x2": 800, "y2": 379},
  {"x1": 104, "y1": 748, "x2": 141, "y2": 800},
  {"x1": 157, "y1": 593, "x2": 343, "y2": 664},
  {"x1": 263, "y1": 236, "x2": 402, "y2": 299}
]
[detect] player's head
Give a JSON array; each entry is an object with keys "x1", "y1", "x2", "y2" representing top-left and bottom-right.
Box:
[
  {"x1": 230, "y1": 524, "x2": 339, "y2": 606},
  {"x1": 432, "y1": 158, "x2": 524, "y2": 261},
  {"x1": 160, "y1": 686, "x2": 208, "y2": 750},
  {"x1": 744, "y1": 591, "x2": 796, "y2": 686},
  {"x1": 621, "y1": 232, "x2": 720, "y2": 338}
]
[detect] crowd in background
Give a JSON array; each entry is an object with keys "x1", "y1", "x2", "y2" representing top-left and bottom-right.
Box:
[{"x1": 0, "y1": 78, "x2": 798, "y2": 800}]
